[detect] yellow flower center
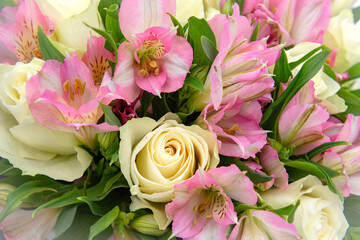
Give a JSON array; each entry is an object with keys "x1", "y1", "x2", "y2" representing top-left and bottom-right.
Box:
[
  {"x1": 137, "y1": 39, "x2": 165, "y2": 77},
  {"x1": 63, "y1": 77, "x2": 86, "y2": 101}
]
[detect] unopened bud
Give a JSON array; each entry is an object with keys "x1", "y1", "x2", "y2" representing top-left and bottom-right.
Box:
[
  {"x1": 0, "y1": 183, "x2": 15, "y2": 206},
  {"x1": 129, "y1": 214, "x2": 168, "y2": 236},
  {"x1": 97, "y1": 131, "x2": 118, "y2": 153}
]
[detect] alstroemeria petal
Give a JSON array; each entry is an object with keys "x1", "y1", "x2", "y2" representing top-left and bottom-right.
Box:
[
  {"x1": 118, "y1": 0, "x2": 176, "y2": 40},
  {"x1": 113, "y1": 42, "x2": 141, "y2": 102},
  {"x1": 207, "y1": 165, "x2": 258, "y2": 205}
]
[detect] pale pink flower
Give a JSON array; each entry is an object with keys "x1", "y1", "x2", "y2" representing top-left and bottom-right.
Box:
[
  {"x1": 26, "y1": 53, "x2": 118, "y2": 150},
  {"x1": 109, "y1": 0, "x2": 193, "y2": 102},
  {"x1": 82, "y1": 36, "x2": 115, "y2": 86},
  {"x1": 166, "y1": 165, "x2": 257, "y2": 240},
  {"x1": 0, "y1": 0, "x2": 55, "y2": 63},
  {"x1": 258, "y1": 145, "x2": 289, "y2": 190},
  {"x1": 197, "y1": 97, "x2": 267, "y2": 159},
  {"x1": 0, "y1": 207, "x2": 61, "y2": 240},
  {"x1": 228, "y1": 210, "x2": 300, "y2": 240},
  {"x1": 313, "y1": 114, "x2": 360, "y2": 196},
  {"x1": 278, "y1": 82, "x2": 330, "y2": 155},
  {"x1": 190, "y1": 5, "x2": 281, "y2": 111},
  {"x1": 244, "y1": 0, "x2": 331, "y2": 46}
]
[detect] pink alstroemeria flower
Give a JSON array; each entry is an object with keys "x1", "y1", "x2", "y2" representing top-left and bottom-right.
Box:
[
  {"x1": 192, "y1": 5, "x2": 281, "y2": 111},
  {"x1": 26, "y1": 53, "x2": 118, "y2": 150},
  {"x1": 166, "y1": 165, "x2": 257, "y2": 240},
  {"x1": 258, "y1": 145, "x2": 289, "y2": 190},
  {"x1": 313, "y1": 114, "x2": 360, "y2": 196},
  {"x1": 110, "y1": 0, "x2": 193, "y2": 102},
  {"x1": 278, "y1": 82, "x2": 330, "y2": 155},
  {"x1": 0, "y1": 0, "x2": 55, "y2": 63},
  {"x1": 197, "y1": 96, "x2": 267, "y2": 159},
  {"x1": 229, "y1": 210, "x2": 300, "y2": 240},
  {"x1": 244, "y1": 0, "x2": 331, "y2": 46},
  {"x1": 82, "y1": 36, "x2": 115, "y2": 86}
]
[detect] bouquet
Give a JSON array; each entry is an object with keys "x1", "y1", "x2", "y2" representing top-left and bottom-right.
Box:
[{"x1": 0, "y1": 0, "x2": 359, "y2": 239}]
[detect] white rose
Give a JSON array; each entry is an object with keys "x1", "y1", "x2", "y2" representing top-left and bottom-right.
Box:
[
  {"x1": 261, "y1": 176, "x2": 349, "y2": 240},
  {"x1": 331, "y1": 0, "x2": 356, "y2": 16},
  {"x1": 324, "y1": 9, "x2": 360, "y2": 73},
  {"x1": 119, "y1": 113, "x2": 219, "y2": 229},
  {"x1": 286, "y1": 42, "x2": 347, "y2": 114},
  {"x1": 35, "y1": 0, "x2": 103, "y2": 52},
  {"x1": 0, "y1": 60, "x2": 92, "y2": 182},
  {"x1": 176, "y1": 0, "x2": 205, "y2": 23}
]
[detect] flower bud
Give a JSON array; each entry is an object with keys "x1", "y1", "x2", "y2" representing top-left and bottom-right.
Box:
[
  {"x1": 97, "y1": 131, "x2": 119, "y2": 153},
  {"x1": 0, "y1": 183, "x2": 15, "y2": 206},
  {"x1": 129, "y1": 214, "x2": 168, "y2": 236}
]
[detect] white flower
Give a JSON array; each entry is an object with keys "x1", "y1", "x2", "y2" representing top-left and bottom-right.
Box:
[
  {"x1": 331, "y1": 0, "x2": 356, "y2": 16},
  {"x1": 261, "y1": 176, "x2": 349, "y2": 240},
  {"x1": 324, "y1": 9, "x2": 360, "y2": 73},
  {"x1": 286, "y1": 42, "x2": 347, "y2": 114},
  {"x1": 119, "y1": 113, "x2": 219, "y2": 229},
  {"x1": 176, "y1": 0, "x2": 205, "y2": 23},
  {"x1": 0, "y1": 60, "x2": 92, "y2": 181},
  {"x1": 35, "y1": 0, "x2": 103, "y2": 52}
]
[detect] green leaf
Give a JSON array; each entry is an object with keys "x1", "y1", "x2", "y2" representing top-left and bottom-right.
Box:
[
  {"x1": 167, "y1": 13, "x2": 185, "y2": 37},
  {"x1": 54, "y1": 205, "x2": 113, "y2": 240},
  {"x1": 273, "y1": 48, "x2": 293, "y2": 95},
  {"x1": 187, "y1": 17, "x2": 217, "y2": 66},
  {"x1": 269, "y1": 204, "x2": 295, "y2": 216},
  {"x1": 234, "y1": 202, "x2": 266, "y2": 213},
  {"x1": 98, "y1": 0, "x2": 122, "y2": 24},
  {"x1": 110, "y1": 152, "x2": 119, "y2": 166},
  {"x1": 201, "y1": 36, "x2": 219, "y2": 62},
  {"x1": 307, "y1": 141, "x2": 350, "y2": 159},
  {"x1": 283, "y1": 160, "x2": 343, "y2": 200},
  {"x1": 184, "y1": 76, "x2": 205, "y2": 93},
  {"x1": 323, "y1": 64, "x2": 337, "y2": 81},
  {"x1": 0, "y1": 180, "x2": 57, "y2": 222},
  {"x1": 250, "y1": 21, "x2": 260, "y2": 42},
  {"x1": 346, "y1": 62, "x2": 360, "y2": 80},
  {"x1": 55, "y1": 205, "x2": 78, "y2": 238},
  {"x1": 86, "y1": 169, "x2": 128, "y2": 201},
  {"x1": 84, "y1": 23, "x2": 118, "y2": 62},
  {"x1": 220, "y1": 156, "x2": 273, "y2": 184},
  {"x1": 261, "y1": 47, "x2": 331, "y2": 135},
  {"x1": 77, "y1": 191, "x2": 120, "y2": 216},
  {"x1": 288, "y1": 45, "x2": 325, "y2": 70},
  {"x1": 337, "y1": 88, "x2": 360, "y2": 116},
  {"x1": 235, "y1": 0, "x2": 245, "y2": 14},
  {"x1": 137, "y1": 92, "x2": 155, "y2": 117},
  {"x1": 344, "y1": 227, "x2": 360, "y2": 240},
  {"x1": 38, "y1": 26, "x2": 65, "y2": 62},
  {"x1": 99, "y1": 102, "x2": 121, "y2": 127},
  {"x1": 344, "y1": 195, "x2": 360, "y2": 227},
  {"x1": 353, "y1": 6, "x2": 360, "y2": 23},
  {"x1": 33, "y1": 188, "x2": 82, "y2": 217},
  {"x1": 89, "y1": 206, "x2": 119, "y2": 240},
  {"x1": 287, "y1": 199, "x2": 300, "y2": 223},
  {"x1": 0, "y1": 0, "x2": 16, "y2": 10},
  {"x1": 105, "y1": 4, "x2": 125, "y2": 43}
]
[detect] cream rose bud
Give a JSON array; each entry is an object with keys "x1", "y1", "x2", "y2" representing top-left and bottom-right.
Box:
[
  {"x1": 286, "y1": 42, "x2": 347, "y2": 114},
  {"x1": 324, "y1": 9, "x2": 360, "y2": 73},
  {"x1": 119, "y1": 113, "x2": 219, "y2": 229},
  {"x1": 261, "y1": 176, "x2": 349, "y2": 240},
  {"x1": 35, "y1": 0, "x2": 102, "y2": 52},
  {"x1": 0, "y1": 60, "x2": 92, "y2": 182}
]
